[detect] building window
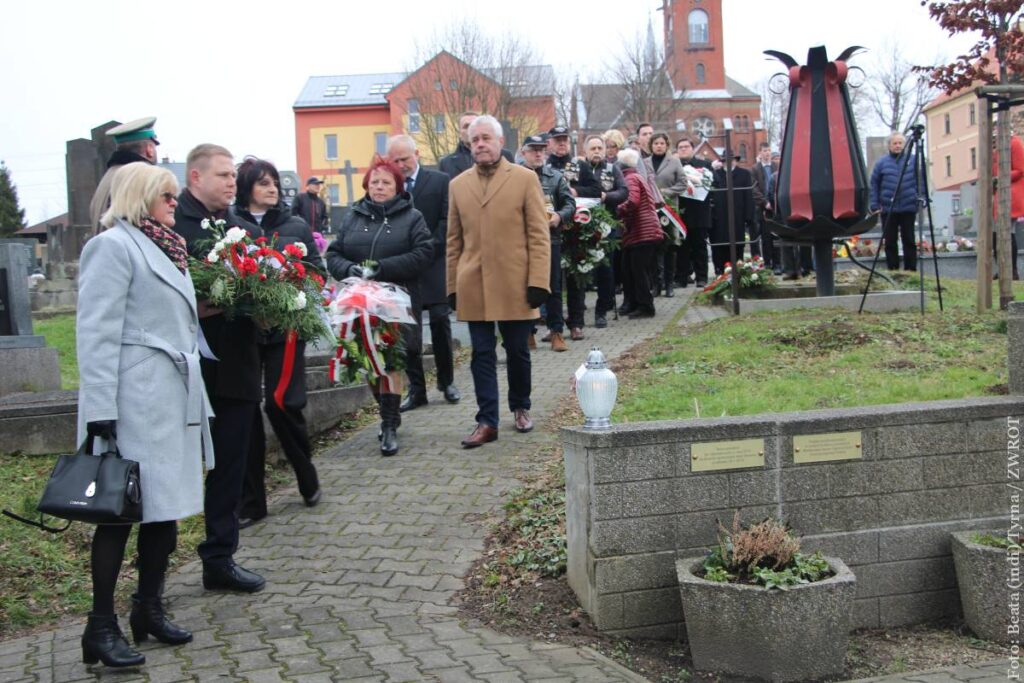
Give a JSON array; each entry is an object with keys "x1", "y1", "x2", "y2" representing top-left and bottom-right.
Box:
[
  {"x1": 325, "y1": 134, "x2": 338, "y2": 161},
  {"x1": 971, "y1": 146, "x2": 977, "y2": 170},
  {"x1": 375, "y1": 132, "x2": 387, "y2": 155},
  {"x1": 367, "y1": 83, "x2": 393, "y2": 95},
  {"x1": 696, "y1": 63, "x2": 706, "y2": 84},
  {"x1": 734, "y1": 115, "x2": 749, "y2": 132},
  {"x1": 952, "y1": 194, "x2": 961, "y2": 215},
  {"x1": 692, "y1": 116, "x2": 715, "y2": 139},
  {"x1": 324, "y1": 84, "x2": 348, "y2": 97},
  {"x1": 449, "y1": 79, "x2": 458, "y2": 90},
  {"x1": 739, "y1": 142, "x2": 748, "y2": 161},
  {"x1": 434, "y1": 80, "x2": 442, "y2": 91},
  {"x1": 944, "y1": 113, "x2": 950, "y2": 135},
  {"x1": 434, "y1": 114, "x2": 445, "y2": 133},
  {"x1": 688, "y1": 9, "x2": 709, "y2": 44},
  {"x1": 328, "y1": 184, "x2": 340, "y2": 205},
  {"x1": 945, "y1": 155, "x2": 951, "y2": 177},
  {"x1": 408, "y1": 99, "x2": 420, "y2": 133},
  {"x1": 969, "y1": 103, "x2": 976, "y2": 125}
]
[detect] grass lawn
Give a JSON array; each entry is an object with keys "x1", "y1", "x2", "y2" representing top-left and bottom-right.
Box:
[
  {"x1": 616, "y1": 275, "x2": 1015, "y2": 422},
  {"x1": 33, "y1": 314, "x2": 77, "y2": 390}
]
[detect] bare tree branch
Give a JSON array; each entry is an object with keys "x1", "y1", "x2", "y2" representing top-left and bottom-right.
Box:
[{"x1": 865, "y1": 42, "x2": 938, "y2": 132}]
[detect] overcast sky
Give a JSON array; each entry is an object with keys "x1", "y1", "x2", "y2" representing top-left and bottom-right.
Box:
[{"x1": 1, "y1": 0, "x2": 979, "y2": 225}]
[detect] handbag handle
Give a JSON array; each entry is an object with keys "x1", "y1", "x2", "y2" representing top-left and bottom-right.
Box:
[
  {"x1": 82, "y1": 433, "x2": 120, "y2": 458},
  {"x1": 1, "y1": 508, "x2": 72, "y2": 533}
]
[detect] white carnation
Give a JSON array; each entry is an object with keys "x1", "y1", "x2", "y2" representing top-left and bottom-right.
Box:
[
  {"x1": 224, "y1": 226, "x2": 247, "y2": 244},
  {"x1": 206, "y1": 250, "x2": 220, "y2": 263},
  {"x1": 296, "y1": 242, "x2": 308, "y2": 257},
  {"x1": 293, "y1": 291, "x2": 307, "y2": 310},
  {"x1": 200, "y1": 218, "x2": 212, "y2": 231}
]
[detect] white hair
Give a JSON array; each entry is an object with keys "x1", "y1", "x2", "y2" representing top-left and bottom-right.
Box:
[
  {"x1": 386, "y1": 134, "x2": 417, "y2": 153},
  {"x1": 617, "y1": 148, "x2": 641, "y2": 168},
  {"x1": 468, "y1": 115, "x2": 503, "y2": 139}
]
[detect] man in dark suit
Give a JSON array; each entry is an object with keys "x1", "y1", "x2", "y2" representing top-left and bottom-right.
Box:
[
  {"x1": 438, "y1": 111, "x2": 515, "y2": 178},
  {"x1": 387, "y1": 135, "x2": 461, "y2": 411},
  {"x1": 710, "y1": 150, "x2": 760, "y2": 275},
  {"x1": 750, "y1": 142, "x2": 779, "y2": 271},
  {"x1": 173, "y1": 144, "x2": 266, "y2": 594}
]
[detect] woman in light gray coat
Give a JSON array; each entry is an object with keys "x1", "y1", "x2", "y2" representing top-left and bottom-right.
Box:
[
  {"x1": 649, "y1": 132, "x2": 687, "y2": 297},
  {"x1": 77, "y1": 162, "x2": 213, "y2": 668}
]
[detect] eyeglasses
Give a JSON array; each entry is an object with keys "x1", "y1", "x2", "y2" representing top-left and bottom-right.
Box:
[{"x1": 161, "y1": 192, "x2": 177, "y2": 204}]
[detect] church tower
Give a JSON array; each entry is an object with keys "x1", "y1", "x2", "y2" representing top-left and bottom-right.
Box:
[{"x1": 663, "y1": 0, "x2": 726, "y2": 93}]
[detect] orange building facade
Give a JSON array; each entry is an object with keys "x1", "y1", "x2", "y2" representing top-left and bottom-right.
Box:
[{"x1": 293, "y1": 52, "x2": 556, "y2": 209}]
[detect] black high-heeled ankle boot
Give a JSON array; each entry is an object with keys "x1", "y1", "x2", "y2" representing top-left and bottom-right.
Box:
[
  {"x1": 379, "y1": 393, "x2": 401, "y2": 456},
  {"x1": 81, "y1": 613, "x2": 145, "y2": 667},
  {"x1": 129, "y1": 594, "x2": 192, "y2": 645}
]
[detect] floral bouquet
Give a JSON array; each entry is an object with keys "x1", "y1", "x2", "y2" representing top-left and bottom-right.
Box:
[
  {"x1": 561, "y1": 198, "x2": 620, "y2": 284},
  {"x1": 702, "y1": 255, "x2": 774, "y2": 297},
  {"x1": 682, "y1": 164, "x2": 714, "y2": 201},
  {"x1": 188, "y1": 218, "x2": 331, "y2": 342},
  {"x1": 325, "y1": 276, "x2": 416, "y2": 390},
  {"x1": 937, "y1": 236, "x2": 975, "y2": 253}
]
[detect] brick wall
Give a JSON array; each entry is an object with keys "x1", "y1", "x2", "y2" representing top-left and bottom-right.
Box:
[{"x1": 562, "y1": 398, "x2": 1017, "y2": 639}]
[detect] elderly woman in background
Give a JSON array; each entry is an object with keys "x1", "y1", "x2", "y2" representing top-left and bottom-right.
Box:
[
  {"x1": 233, "y1": 157, "x2": 325, "y2": 528},
  {"x1": 615, "y1": 148, "x2": 664, "y2": 319},
  {"x1": 77, "y1": 162, "x2": 212, "y2": 667},
  {"x1": 326, "y1": 157, "x2": 432, "y2": 457},
  {"x1": 649, "y1": 132, "x2": 687, "y2": 297}
]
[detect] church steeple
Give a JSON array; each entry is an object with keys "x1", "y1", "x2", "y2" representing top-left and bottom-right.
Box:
[{"x1": 663, "y1": 0, "x2": 726, "y2": 92}]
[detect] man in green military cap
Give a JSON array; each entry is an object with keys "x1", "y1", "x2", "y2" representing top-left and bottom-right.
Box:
[{"x1": 89, "y1": 117, "x2": 161, "y2": 229}]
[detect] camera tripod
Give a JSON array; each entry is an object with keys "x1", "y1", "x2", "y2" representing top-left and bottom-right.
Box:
[{"x1": 858, "y1": 123, "x2": 944, "y2": 314}]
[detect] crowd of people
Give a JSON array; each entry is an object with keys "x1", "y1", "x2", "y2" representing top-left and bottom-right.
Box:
[{"x1": 74, "y1": 113, "x2": 787, "y2": 669}]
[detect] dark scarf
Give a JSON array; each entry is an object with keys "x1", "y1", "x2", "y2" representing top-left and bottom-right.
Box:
[
  {"x1": 137, "y1": 215, "x2": 188, "y2": 273},
  {"x1": 106, "y1": 149, "x2": 152, "y2": 169}
]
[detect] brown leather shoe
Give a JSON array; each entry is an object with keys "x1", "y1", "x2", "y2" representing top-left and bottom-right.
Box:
[
  {"x1": 513, "y1": 409, "x2": 533, "y2": 433},
  {"x1": 527, "y1": 333, "x2": 537, "y2": 350},
  {"x1": 550, "y1": 332, "x2": 568, "y2": 352},
  {"x1": 540, "y1": 330, "x2": 552, "y2": 343},
  {"x1": 461, "y1": 423, "x2": 498, "y2": 449},
  {"x1": 570, "y1": 327, "x2": 584, "y2": 341}
]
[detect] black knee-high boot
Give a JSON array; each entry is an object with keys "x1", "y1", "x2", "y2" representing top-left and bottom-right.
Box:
[{"x1": 379, "y1": 393, "x2": 401, "y2": 456}]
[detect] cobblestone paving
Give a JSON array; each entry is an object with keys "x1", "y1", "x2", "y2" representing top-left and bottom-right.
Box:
[
  {"x1": 3, "y1": 290, "x2": 689, "y2": 682},
  {"x1": 849, "y1": 658, "x2": 1008, "y2": 683}
]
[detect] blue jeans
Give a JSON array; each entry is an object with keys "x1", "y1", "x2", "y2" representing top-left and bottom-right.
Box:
[{"x1": 468, "y1": 320, "x2": 533, "y2": 428}]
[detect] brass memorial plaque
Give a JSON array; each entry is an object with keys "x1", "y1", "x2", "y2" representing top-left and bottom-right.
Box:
[
  {"x1": 691, "y1": 439, "x2": 765, "y2": 472},
  {"x1": 793, "y1": 432, "x2": 863, "y2": 464}
]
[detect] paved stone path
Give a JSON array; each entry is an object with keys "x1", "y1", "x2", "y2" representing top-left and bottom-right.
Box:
[
  {"x1": 2, "y1": 290, "x2": 691, "y2": 683},
  {"x1": 850, "y1": 659, "x2": 1007, "y2": 683},
  {"x1": 1, "y1": 289, "x2": 1007, "y2": 682}
]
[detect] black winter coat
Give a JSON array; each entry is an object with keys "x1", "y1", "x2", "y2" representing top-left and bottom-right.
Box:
[
  {"x1": 438, "y1": 142, "x2": 515, "y2": 178},
  {"x1": 407, "y1": 167, "x2": 450, "y2": 305},
  {"x1": 173, "y1": 189, "x2": 264, "y2": 402},
  {"x1": 526, "y1": 164, "x2": 575, "y2": 232},
  {"x1": 710, "y1": 166, "x2": 756, "y2": 245},
  {"x1": 292, "y1": 191, "x2": 329, "y2": 232},
  {"x1": 589, "y1": 160, "x2": 628, "y2": 217},
  {"x1": 325, "y1": 194, "x2": 433, "y2": 298}
]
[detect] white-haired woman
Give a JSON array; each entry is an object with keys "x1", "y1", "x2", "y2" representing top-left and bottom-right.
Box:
[
  {"x1": 615, "y1": 148, "x2": 664, "y2": 318},
  {"x1": 77, "y1": 162, "x2": 212, "y2": 667}
]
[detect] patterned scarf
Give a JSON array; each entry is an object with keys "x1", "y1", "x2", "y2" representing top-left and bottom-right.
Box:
[{"x1": 137, "y1": 215, "x2": 188, "y2": 273}]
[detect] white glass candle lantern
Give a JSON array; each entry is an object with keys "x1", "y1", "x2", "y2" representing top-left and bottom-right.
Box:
[{"x1": 576, "y1": 347, "x2": 617, "y2": 430}]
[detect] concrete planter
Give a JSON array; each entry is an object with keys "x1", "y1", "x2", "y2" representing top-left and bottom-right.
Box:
[
  {"x1": 676, "y1": 556, "x2": 856, "y2": 682},
  {"x1": 952, "y1": 530, "x2": 1014, "y2": 644}
]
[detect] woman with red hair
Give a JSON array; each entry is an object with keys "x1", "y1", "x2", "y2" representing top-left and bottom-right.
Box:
[{"x1": 325, "y1": 157, "x2": 433, "y2": 455}]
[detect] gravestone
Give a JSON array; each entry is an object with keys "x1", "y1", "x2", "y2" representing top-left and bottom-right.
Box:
[{"x1": 0, "y1": 243, "x2": 61, "y2": 396}]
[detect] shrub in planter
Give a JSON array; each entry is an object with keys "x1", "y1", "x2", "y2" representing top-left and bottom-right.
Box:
[
  {"x1": 951, "y1": 530, "x2": 1015, "y2": 644},
  {"x1": 676, "y1": 514, "x2": 856, "y2": 682}
]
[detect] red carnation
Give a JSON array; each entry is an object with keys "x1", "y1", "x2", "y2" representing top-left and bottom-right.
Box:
[
  {"x1": 255, "y1": 236, "x2": 268, "y2": 245},
  {"x1": 239, "y1": 258, "x2": 259, "y2": 275},
  {"x1": 284, "y1": 244, "x2": 304, "y2": 258},
  {"x1": 292, "y1": 262, "x2": 306, "y2": 279},
  {"x1": 380, "y1": 331, "x2": 396, "y2": 346}
]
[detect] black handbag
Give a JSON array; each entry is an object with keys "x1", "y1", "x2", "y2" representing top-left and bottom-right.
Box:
[{"x1": 2, "y1": 435, "x2": 142, "y2": 533}]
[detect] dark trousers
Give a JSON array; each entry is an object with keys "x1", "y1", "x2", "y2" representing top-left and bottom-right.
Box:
[
  {"x1": 622, "y1": 243, "x2": 658, "y2": 314},
  {"x1": 543, "y1": 237, "x2": 564, "y2": 332},
  {"x1": 882, "y1": 212, "x2": 918, "y2": 271},
  {"x1": 241, "y1": 339, "x2": 320, "y2": 519},
  {"x1": 594, "y1": 253, "x2": 617, "y2": 315},
  {"x1": 992, "y1": 231, "x2": 1020, "y2": 278},
  {"x1": 711, "y1": 244, "x2": 732, "y2": 276},
  {"x1": 565, "y1": 274, "x2": 586, "y2": 328},
  {"x1": 759, "y1": 214, "x2": 777, "y2": 267},
  {"x1": 748, "y1": 215, "x2": 763, "y2": 259},
  {"x1": 198, "y1": 398, "x2": 260, "y2": 566},
  {"x1": 656, "y1": 243, "x2": 676, "y2": 292},
  {"x1": 406, "y1": 301, "x2": 455, "y2": 394},
  {"x1": 678, "y1": 222, "x2": 709, "y2": 284},
  {"x1": 468, "y1": 319, "x2": 532, "y2": 429},
  {"x1": 91, "y1": 521, "x2": 177, "y2": 615}
]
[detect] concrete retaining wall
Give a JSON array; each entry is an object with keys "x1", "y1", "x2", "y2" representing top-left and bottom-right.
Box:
[{"x1": 562, "y1": 397, "x2": 1016, "y2": 639}]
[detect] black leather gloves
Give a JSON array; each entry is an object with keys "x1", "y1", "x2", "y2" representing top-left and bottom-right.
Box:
[
  {"x1": 527, "y1": 287, "x2": 548, "y2": 309},
  {"x1": 86, "y1": 420, "x2": 117, "y2": 441}
]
